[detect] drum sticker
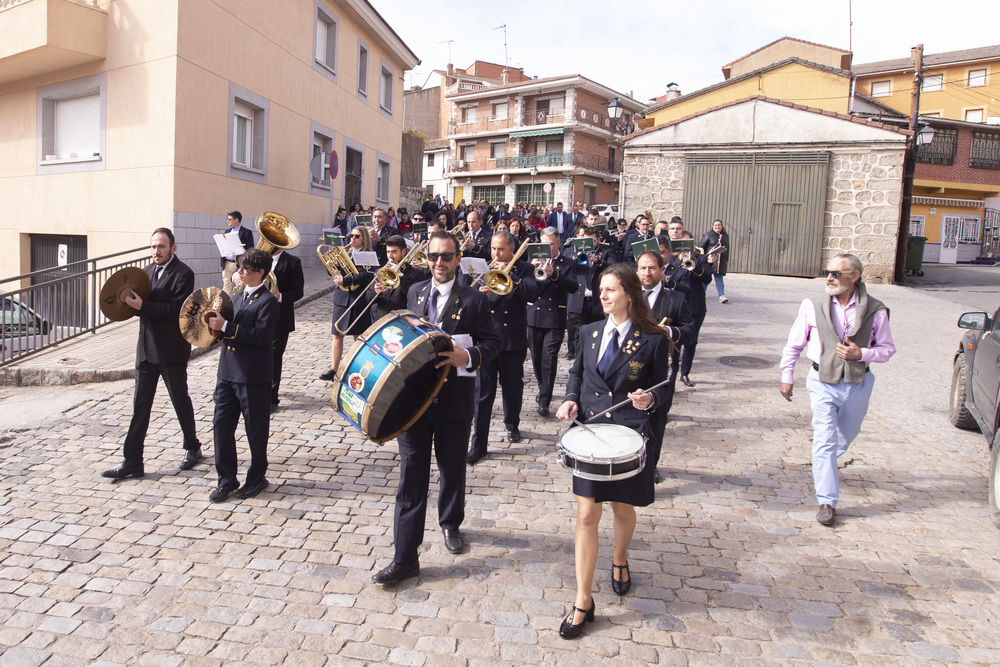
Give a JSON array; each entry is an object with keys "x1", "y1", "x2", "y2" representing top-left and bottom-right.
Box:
[
  {"x1": 359, "y1": 361, "x2": 374, "y2": 379},
  {"x1": 382, "y1": 326, "x2": 404, "y2": 343},
  {"x1": 627, "y1": 361, "x2": 643, "y2": 381},
  {"x1": 340, "y1": 387, "x2": 366, "y2": 422},
  {"x1": 383, "y1": 341, "x2": 403, "y2": 357},
  {"x1": 347, "y1": 373, "x2": 365, "y2": 393}
]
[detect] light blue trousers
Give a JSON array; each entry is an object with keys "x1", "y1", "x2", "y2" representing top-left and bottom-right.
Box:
[{"x1": 806, "y1": 368, "x2": 875, "y2": 506}]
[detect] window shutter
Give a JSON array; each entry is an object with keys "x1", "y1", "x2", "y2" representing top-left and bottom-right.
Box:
[{"x1": 54, "y1": 94, "x2": 100, "y2": 158}]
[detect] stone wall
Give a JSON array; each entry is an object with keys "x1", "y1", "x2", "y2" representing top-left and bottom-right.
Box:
[
  {"x1": 622, "y1": 148, "x2": 904, "y2": 283},
  {"x1": 398, "y1": 185, "x2": 426, "y2": 216}
]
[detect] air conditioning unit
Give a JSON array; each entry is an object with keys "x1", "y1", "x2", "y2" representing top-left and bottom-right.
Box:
[{"x1": 456, "y1": 160, "x2": 466, "y2": 169}]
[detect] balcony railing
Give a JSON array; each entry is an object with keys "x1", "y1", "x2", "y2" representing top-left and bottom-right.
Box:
[
  {"x1": 449, "y1": 151, "x2": 621, "y2": 175},
  {"x1": 916, "y1": 128, "x2": 957, "y2": 165},
  {"x1": 970, "y1": 132, "x2": 1000, "y2": 170},
  {"x1": 447, "y1": 105, "x2": 622, "y2": 136}
]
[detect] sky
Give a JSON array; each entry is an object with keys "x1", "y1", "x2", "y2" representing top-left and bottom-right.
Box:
[{"x1": 374, "y1": 0, "x2": 1000, "y2": 103}]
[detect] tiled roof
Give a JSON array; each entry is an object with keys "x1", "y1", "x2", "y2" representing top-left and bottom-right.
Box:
[
  {"x1": 722, "y1": 36, "x2": 849, "y2": 70},
  {"x1": 854, "y1": 44, "x2": 1000, "y2": 75}
]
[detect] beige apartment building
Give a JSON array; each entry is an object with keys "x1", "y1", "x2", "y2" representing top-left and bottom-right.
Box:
[{"x1": 0, "y1": 0, "x2": 418, "y2": 285}]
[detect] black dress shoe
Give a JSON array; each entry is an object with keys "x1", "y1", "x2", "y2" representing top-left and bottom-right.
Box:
[
  {"x1": 372, "y1": 561, "x2": 420, "y2": 584},
  {"x1": 235, "y1": 477, "x2": 268, "y2": 499},
  {"x1": 208, "y1": 480, "x2": 240, "y2": 503},
  {"x1": 319, "y1": 368, "x2": 337, "y2": 381},
  {"x1": 558, "y1": 600, "x2": 595, "y2": 639},
  {"x1": 611, "y1": 562, "x2": 631, "y2": 596},
  {"x1": 466, "y1": 449, "x2": 487, "y2": 464},
  {"x1": 537, "y1": 405, "x2": 550, "y2": 417},
  {"x1": 443, "y1": 528, "x2": 464, "y2": 554},
  {"x1": 817, "y1": 504, "x2": 836, "y2": 526},
  {"x1": 179, "y1": 448, "x2": 202, "y2": 471},
  {"x1": 269, "y1": 402, "x2": 279, "y2": 414},
  {"x1": 681, "y1": 375, "x2": 695, "y2": 388},
  {"x1": 101, "y1": 463, "x2": 144, "y2": 480},
  {"x1": 653, "y1": 469, "x2": 662, "y2": 484},
  {"x1": 564, "y1": 352, "x2": 576, "y2": 360},
  {"x1": 507, "y1": 427, "x2": 521, "y2": 443}
]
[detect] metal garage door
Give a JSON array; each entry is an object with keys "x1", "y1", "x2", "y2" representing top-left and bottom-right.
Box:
[{"x1": 683, "y1": 152, "x2": 829, "y2": 277}]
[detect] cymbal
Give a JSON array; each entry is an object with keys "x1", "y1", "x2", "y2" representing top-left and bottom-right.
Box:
[
  {"x1": 100, "y1": 267, "x2": 151, "y2": 321},
  {"x1": 179, "y1": 287, "x2": 234, "y2": 348}
]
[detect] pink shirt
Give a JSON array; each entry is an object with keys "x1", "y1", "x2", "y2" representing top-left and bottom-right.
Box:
[{"x1": 779, "y1": 290, "x2": 896, "y2": 385}]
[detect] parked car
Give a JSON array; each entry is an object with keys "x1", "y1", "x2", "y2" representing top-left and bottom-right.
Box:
[
  {"x1": 593, "y1": 204, "x2": 619, "y2": 223},
  {"x1": 950, "y1": 308, "x2": 1000, "y2": 527},
  {"x1": 0, "y1": 293, "x2": 78, "y2": 362}
]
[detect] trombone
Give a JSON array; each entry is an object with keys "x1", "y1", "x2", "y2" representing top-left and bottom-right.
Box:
[
  {"x1": 333, "y1": 240, "x2": 428, "y2": 334},
  {"x1": 473, "y1": 239, "x2": 530, "y2": 295}
]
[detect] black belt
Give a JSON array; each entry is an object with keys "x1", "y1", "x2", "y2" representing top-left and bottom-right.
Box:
[{"x1": 812, "y1": 361, "x2": 870, "y2": 374}]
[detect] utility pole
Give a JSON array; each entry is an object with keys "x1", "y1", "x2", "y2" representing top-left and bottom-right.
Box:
[{"x1": 894, "y1": 44, "x2": 923, "y2": 283}]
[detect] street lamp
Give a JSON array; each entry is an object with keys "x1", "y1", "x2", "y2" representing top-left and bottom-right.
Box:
[
  {"x1": 606, "y1": 98, "x2": 628, "y2": 223},
  {"x1": 530, "y1": 165, "x2": 538, "y2": 205},
  {"x1": 607, "y1": 97, "x2": 628, "y2": 135}
]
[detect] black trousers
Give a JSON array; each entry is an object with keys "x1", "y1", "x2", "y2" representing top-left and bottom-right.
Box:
[
  {"x1": 470, "y1": 348, "x2": 527, "y2": 454},
  {"x1": 213, "y1": 380, "x2": 270, "y2": 487},
  {"x1": 393, "y1": 406, "x2": 470, "y2": 565},
  {"x1": 680, "y1": 312, "x2": 707, "y2": 376},
  {"x1": 528, "y1": 325, "x2": 563, "y2": 408},
  {"x1": 122, "y1": 360, "x2": 200, "y2": 464},
  {"x1": 567, "y1": 302, "x2": 600, "y2": 356},
  {"x1": 271, "y1": 329, "x2": 290, "y2": 404}
]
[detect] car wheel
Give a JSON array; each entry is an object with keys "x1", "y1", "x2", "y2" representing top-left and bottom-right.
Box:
[
  {"x1": 990, "y1": 433, "x2": 1000, "y2": 529},
  {"x1": 950, "y1": 354, "x2": 978, "y2": 430}
]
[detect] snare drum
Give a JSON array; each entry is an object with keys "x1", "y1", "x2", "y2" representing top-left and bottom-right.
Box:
[
  {"x1": 333, "y1": 310, "x2": 453, "y2": 443},
  {"x1": 558, "y1": 423, "x2": 646, "y2": 481}
]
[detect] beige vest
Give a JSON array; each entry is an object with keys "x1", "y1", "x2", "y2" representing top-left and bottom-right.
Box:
[{"x1": 808, "y1": 283, "x2": 887, "y2": 384}]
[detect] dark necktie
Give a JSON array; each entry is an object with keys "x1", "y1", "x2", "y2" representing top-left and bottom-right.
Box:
[
  {"x1": 151, "y1": 267, "x2": 163, "y2": 288},
  {"x1": 597, "y1": 328, "x2": 619, "y2": 377},
  {"x1": 427, "y1": 288, "x2": 441, "y2": 324}
]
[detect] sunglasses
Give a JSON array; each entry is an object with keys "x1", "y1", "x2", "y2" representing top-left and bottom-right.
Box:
[
  {"x1": 427, "y1": 252, "x2": 456, "y2": 262},
  {"x1": 349, "y1": 234, "x2": 362, "y2": 239},
  {"x1": 825, "y1": 270, "x2": 856, "y2": 279}
]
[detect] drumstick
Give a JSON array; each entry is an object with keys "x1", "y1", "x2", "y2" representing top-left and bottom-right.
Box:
[
  {"x1": 581, "y1": 377, "x2": 673, "y2": 424},
  {"x1": 570, "y1": 416, "x2": 599, "y2": 436}
]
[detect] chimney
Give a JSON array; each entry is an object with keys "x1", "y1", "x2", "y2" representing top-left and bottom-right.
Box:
[
  {"x1": 501, "y1": 68, "x2": 509, "y2": 85},
  {"x1": 665, "y1": 82, "x2": 681, "y2": 101},
  {"x1": 446, "y1": 63, "x2": 455, "y2": 87}
]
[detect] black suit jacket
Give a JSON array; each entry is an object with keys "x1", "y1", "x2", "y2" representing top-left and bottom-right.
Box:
[
  {"x1": 407, "y1": 279, "x2": 501, "y2": 415},
  {"x1": 218, "y1": 287, "x2": 279, "y2": 384},
  {"x1": 373, "y1": 224, "x2": 399, "y2": 266},
  {"x1": 271, "y1": 251, "x2": 304, "y2": 335},
  {"x1": 464, "y1": 228, "x2": 492, "y2": 261},
  {"x1": 486, "y1": 260, "x2": 539, "y2": 351},
  {"x1": 665, "y1": 256, "x2": 712, "y2": 315},
  {"x1": 220, "y1": 226, "x2": 255, "y2": 268},
  {"x1": 565, "y1": 321, "x2": 670, "y2": 433},
  {"x1": 649, "y1": 285, "x2": 695, "y2": 347},
  {"x1": 137, "y1": 257, "x2": 194, "y2": 365},
  {"x1": 373, "y1": 264, "x2": 429, "y2": 320},
  {"x1": 527, "y1": 255, "x2": 578, "y2": 329}
]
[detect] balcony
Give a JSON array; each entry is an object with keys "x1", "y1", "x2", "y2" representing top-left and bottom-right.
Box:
[
  {"x1": 451, "y1": 151, "x2": 621, "y2": 176},
  {"x1": 0, "y1": 0, "x2": 106, "y2": 86},
  {"x1": 447, "y1": 105, "x2": 620, "y2": 137}
]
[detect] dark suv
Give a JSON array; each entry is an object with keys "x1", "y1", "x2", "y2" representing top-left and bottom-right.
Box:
[{"x1": 951, "y1": 309, "x2": 1000, "y2": 527}]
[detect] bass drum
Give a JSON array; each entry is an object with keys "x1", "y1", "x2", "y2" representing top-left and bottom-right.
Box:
[{"x1": 333, "y1": 310, "x2": 453, "y2": 443}]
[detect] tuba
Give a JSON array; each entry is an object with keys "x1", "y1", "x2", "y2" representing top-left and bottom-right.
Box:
[
  {"x1": 241, "y1": 211, "x2": 301, "y2": 296},
  {"x1": 316, "y1": 242, "x2": 359, "y2": 290}
]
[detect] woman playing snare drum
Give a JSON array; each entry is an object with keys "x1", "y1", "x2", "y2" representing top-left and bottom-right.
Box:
[{"x1": 555, "y1": 263, "x2": 670, "y2": 639}]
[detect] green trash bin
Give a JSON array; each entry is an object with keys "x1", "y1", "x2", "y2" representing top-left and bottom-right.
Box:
[{"x1": 906, "y1": 236, "x2": 927, "y2": 276}]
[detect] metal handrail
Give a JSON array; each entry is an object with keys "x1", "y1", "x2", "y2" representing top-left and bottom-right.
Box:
[{"x1": 0, "y1": 246, "x2": 148, "y2": 366}]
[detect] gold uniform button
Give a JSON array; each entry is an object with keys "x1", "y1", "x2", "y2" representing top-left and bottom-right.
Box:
[{"x1": 605, "y1": 412, "x2": 611, "y2": 418}]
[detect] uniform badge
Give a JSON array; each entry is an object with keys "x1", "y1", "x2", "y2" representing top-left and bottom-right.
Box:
[
  {"x1": 592, "y1": 330, "x2": 599, "y2": 338},
  {"x1": 627, "y1": 361, "x2": 643, "y2": 381}
]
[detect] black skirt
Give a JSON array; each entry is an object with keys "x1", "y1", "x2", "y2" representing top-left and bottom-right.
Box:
[
  {"x1": 569, "y1": 421, "x2": 654, "y2": 507},
  {"x1": 331, "y1": 273, "x2": 374, "y2": 336}
]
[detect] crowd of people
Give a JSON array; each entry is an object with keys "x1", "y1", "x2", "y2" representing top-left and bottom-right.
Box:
[{"x1": 100, "y1": 198, "x2": 895, "y2": 640}]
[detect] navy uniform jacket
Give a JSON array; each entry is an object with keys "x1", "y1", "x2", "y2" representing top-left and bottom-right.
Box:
[
  {"x1": 218, "y1": 287, "x2": 279, "y2": 384},
  {"x1": 649, "y1": 286, "x2": 695, "y2": 347},
  {"x1": 564, "y1": 321, "x2": 670, "y2": 433},
  {"x1": 407, "y1": 279, "x2": 501, "y2": 415},
  {"x1": 622, "y1": 229, "x2": 654, "y2": 267},
  {"x1": 271, "y1": 251, "x2": 304, "y2": 335},
  {"x1": 526, "y1": 255, "x2": 578, "y2": 330},
  {"x1": 220, "y1": 226, "x2": 254, "y2": 268},
  {"x1": 463, "y1": 228, "x2": 492, "y2": 261},
  {"x1": 665, "y1": 255, "x2": 712, "y2": 316},
  {"x1": 565, "y1": 246, "x2": 615, "y2": 317},
  {"x1": 373, "y1": 224, "x2": 399, "y2": 266},
  {"x1": 137, "y1": 257, "x2": 194, "y2": 365},
  {"x1": 486, "y1": 260, "x2": 539, "y2": 351},
  {"x1": 372, "y1": 264, "x2": 429, "y2": 320}
]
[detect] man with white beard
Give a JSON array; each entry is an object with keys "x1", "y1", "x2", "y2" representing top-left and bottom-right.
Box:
[{"x1": 778, "y1": 254, "x2": 896, "y2": 526}]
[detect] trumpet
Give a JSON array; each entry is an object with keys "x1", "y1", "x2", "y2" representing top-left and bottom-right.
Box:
[
  {"x1": 451, "y1": 221, "x2": 469, "y2": 251},
  {"x1": 316, "y1": 242, "x2": 360, "y2": 290},
  {"x1": 680, "y1": 246, "x2": 704, "y2": 271},
  {"x1": 534, "y1": 258, "x2": 553, "y2": 281}
]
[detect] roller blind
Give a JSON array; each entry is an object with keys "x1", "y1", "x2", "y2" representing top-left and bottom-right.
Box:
[{"x1": 54, "y1": 94, "x2": 100, "y2": 159}]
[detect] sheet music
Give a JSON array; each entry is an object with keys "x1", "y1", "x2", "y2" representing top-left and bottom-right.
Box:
[
  {"x1": 213, "y1": 233, "x2": 246, "y2": 258},
  {"x1": 451, "y1": 333, "x2": 476, "y2": 377}
]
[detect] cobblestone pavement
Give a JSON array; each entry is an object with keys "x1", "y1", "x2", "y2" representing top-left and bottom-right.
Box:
[{"x1": 1, "y1": 273, "x2": 999, "y2": 665}]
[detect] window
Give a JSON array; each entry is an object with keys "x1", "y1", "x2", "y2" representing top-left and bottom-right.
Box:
[
  {"x1": 37, "y1": 73, "x2": 106, "y2": 174},
  {"x1": 228, "y1": 84, "x2": 269, "y2": 183},
  {"x1": 492, "y1": 101, "x2": 508, "y2": 120},
  {"x1": 472, "y1": 185, "x2": 506, "y2": 204},
  {"x1": 959, "y1": 217, "x2": 981, "y2": 244},
  {"x1": 314, "y1": 3, "x2": 337, "y2": 78},
  {"x1": 427, "y1": 153, "x2": 435, "y2": 167},
  {"x1": 311, "y1": 125, "x2": 334, "y2": 188},
  {"x1": 515, "y1": 184, "x2": 552, "y2": 207},
  {"x1": 969, "y1": 69, "x2": 987, "y2": 87},
  {"x1": 376, "y1": 158, "x2": 390, "y2": 203},
  {"x1": 378, "y1": 62, "x2": 394, "y2": 116},
  {"x1": 461, "y1": 105, "x2": 476, "y2": 123},
  {"x1": 871, "y1": 80, "x2": 891, "y2": 98},
  {"x1": 971, "y1": 132, "x2": 1000, "y2": 169},
  {"x1": 490, "y1": 142, "x2": 506, "y2": 159},
  {"x1": 357, "y1": 42, "x2": 368, "y2": 97},
  {"x1": 922, "y1": 74, "x2": 943, "y2": 92},
  {"x1": 909, "y1": 215, "x2": 925, "y2": 236},
  {"x1": 460, "y1": 144, "x2": 475, "y2": 161},
  {"x1": 966, "y1": 108, "x2": 985, "y2": 123}
]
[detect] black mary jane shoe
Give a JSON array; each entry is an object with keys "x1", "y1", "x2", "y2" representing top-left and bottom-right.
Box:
[
  {"x1": 559, "y1": 600, "x2": 595, "y2": 640},
  {"x1": 611, "y1": 562, "x2": 631, "y2": 596}
]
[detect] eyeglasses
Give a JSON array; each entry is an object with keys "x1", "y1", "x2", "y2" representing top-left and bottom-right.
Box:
[
  {"x1": 426, "y1": 252, "x2": 456, "y2": 263},
  {"x1": 349, "y1": 234, "x2": 362, "y2": 239},
  {"x1": 825, "y1": 270, "x2": 856, "y2": 279}
]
